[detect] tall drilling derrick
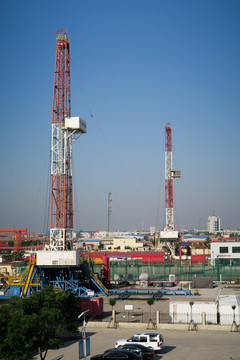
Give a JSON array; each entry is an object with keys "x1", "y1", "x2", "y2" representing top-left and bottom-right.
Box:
[
  {"x1": 159, "y1": 123, "x2": 181, "y2": 255},
  {"x1": 50, "y1": 29, "x2": 86, "y2": 251},
  {"x1": 165, "y1": 124, "x2": 174, "y2": 231}
]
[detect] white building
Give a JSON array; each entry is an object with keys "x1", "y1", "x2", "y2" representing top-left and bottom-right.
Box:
[
  {"x1": 150, "y1": 226, "x2": 156, "y2": 236},
  {"x1": 207, "y1": 215, "x2": 221, "y2": 233},
  {"x1": 210, "y1": 240, "x2": 240, "y2": 266}
]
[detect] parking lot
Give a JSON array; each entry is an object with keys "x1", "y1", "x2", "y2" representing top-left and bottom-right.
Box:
[
  {"x1": 36, "y1": 327, "x2": 240, "y2": 360},
  {"x1": 36, "y1": 285, "x2": 240, "y2": 360}
]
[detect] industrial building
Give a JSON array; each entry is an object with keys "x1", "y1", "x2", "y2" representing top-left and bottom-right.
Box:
[{"x1": 211, "y1": 240, "x2": 240, "y2": 265}]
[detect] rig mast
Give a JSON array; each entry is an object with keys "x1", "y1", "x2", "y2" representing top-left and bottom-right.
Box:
[
  {"x1": 50, "y1": 29, "x2": 86, "y2": 251},
  {"x1": 159, "y1": 123, "x2": 181, "y2": 255}
]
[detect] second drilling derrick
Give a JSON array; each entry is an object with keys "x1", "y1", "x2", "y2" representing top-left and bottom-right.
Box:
[{"x1": 159, "y1": 123, "x2": 181, "y2": 256}]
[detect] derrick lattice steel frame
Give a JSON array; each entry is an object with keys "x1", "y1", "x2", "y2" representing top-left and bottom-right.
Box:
[
  {"x1": 50, "y1": 29, "x2": 73, "y2": 251},
  {"x1": 165, "y1": 123, "x2": 174, "y2": 231}
]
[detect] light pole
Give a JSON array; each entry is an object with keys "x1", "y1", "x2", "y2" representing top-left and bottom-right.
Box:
[{"x1": 78, "y1": 310, "x2": 89, "y2": 360}]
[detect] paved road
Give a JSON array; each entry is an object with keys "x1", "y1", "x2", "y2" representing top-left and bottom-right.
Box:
[{"x1": 36, "y1": 327, "x2": 240, "y2": 360}]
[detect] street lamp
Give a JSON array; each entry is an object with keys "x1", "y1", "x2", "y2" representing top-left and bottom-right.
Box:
[{"x1": 78, "y1": 310, "x2": 89, "y2": 360}]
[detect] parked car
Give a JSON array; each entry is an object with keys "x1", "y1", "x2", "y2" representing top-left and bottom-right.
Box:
[
  {"x1": 91, "y1": 349, "x2": 142, "y2": 360},
  {"x1": 116, "y1": 344, "x2": 155, "y2": 359},
  {"x1": 115, "y1": 333, "x2": 164, "y2": 352},
  {"x1": 104, "y1": 348, "x2": 143, "y2": 359}
]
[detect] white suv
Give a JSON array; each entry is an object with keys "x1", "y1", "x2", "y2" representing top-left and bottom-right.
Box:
[{"x1": 115, "y1": 333, "x2": 164, "y2": 352}]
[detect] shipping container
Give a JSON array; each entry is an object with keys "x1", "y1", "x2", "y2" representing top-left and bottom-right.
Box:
[{"x1": 80, "y1": 296, "x2": 103, "y2": 317}]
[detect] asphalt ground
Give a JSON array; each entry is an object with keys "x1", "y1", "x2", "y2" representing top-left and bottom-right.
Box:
[
  {"x1": 35, "y1": 285, "x2": 240, "y2": 360},
  {"x1": 36, "y1": 327, "x2": 240, "y2": 360}
]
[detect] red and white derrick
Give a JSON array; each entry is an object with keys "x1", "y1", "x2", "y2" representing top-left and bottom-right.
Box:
[
  {"x1": 50, "y1": 29, "x2": 86, "y2": 251},
  {"x1": 159, "y1": 123, "x2": 181, "y2": 255}
]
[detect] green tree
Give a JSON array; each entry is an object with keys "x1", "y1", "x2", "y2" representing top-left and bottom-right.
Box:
[
  {"x1": 98, "y1": 243, "x2": 104, "y2": 250},
  {"x1": 108, "y1": 297, "x2": 116, "y2": 310},
  {"x1": 232, "y1": 305, "x2": 236, "y2": 323},
  {"x1": 147, "y1": 297, "x2": 154, "y2": 312},
  {"x1": 189, "y1": 301, "x2": 194, "y2": 323},
  {"x1": 0, "y1": 286, "x2": 81, "y2": 360},
  {"x1": 204, "y1": 237, "x2": 211, "y2": 249}
]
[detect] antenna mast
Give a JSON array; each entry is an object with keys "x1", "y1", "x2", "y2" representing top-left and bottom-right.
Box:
[{"x1": 108, "y1": 192, "x2": 112, "y2": 234}]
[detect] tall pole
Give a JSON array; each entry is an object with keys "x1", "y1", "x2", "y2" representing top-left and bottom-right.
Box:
[{"x1": 108, "y1": 192, "x2": 112, "y2": 234}]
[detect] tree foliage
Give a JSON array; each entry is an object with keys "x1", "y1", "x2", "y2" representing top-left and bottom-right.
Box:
[
  {"x1": 0, "y1": 286, "x2": 81, "y2": 360},
  {"x1": 108, "y1": 297, "x2": 116, "y2": 309},
  {"x1": 147, "y1": 297, "x2": 154, "y2": 312}
]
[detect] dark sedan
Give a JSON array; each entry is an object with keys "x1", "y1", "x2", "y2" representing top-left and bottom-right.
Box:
[
  {"x1": 116, "y1": 344, "x2": 155, "y2": 360},
  {"x1": 91, "y1": 349, "x2": 142, "y2": 360}
]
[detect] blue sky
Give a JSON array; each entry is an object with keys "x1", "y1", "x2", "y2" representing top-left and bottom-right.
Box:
[{"x1": 0, "y1": 0, "x2": 239, "y2": 233}]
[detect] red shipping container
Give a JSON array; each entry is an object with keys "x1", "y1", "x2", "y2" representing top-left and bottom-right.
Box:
[
  {"x1": 191, "y1": 255, "x2": 207, "y2": 263},
  {"x1": 80, "y1": 297, "x2": 103, "y2": 317}
]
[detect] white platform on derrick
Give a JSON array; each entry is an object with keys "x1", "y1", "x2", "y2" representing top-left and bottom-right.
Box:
[{"x1": 36, "y1": 250, "x2": 81, "y2": 266}]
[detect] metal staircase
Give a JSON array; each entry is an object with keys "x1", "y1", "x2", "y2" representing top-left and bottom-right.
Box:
[{"x1": 81, "y1": 262, "x2": 109, "y2": 295}]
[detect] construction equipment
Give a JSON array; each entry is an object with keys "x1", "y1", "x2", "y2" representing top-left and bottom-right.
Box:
[
  {"x1": 0, "y1": 229, "x2": 27, "y2": 252},
  {"x1": 21, "y1": 256, "x2": 36, "y2": 297}
]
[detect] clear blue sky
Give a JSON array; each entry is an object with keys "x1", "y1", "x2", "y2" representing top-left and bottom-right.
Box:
[{"x1": 0, "y1": 0, "x2": 239, "y2": 233}]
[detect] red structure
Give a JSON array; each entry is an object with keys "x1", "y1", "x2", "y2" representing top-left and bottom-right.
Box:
[
  {"x1": 50, "y1": 28, "x2": 72, "y2": 235},
  {"x1": 50, "y1": 29, "x2": 86, "y2": 251},
  {"x1": 0, "y1": 229, "x2": 27, "y2": 252},
  {"x1": 163, "y1": 123, "x2": 181, "y2": 232},
  {"x1": 101, "y1": 255, "x2": 110, "y2": 286},
  {"x1": 84, "y1": 251, "x2": 165, "y2": 264},
  {"x1": 165, "y1": 124, "x2": 173, "y2": 229}
]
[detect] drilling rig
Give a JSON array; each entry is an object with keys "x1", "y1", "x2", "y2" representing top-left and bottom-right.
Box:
[
  {"x1": 49, "y1": 28, "x2": 86, "y2": 252},
  {"x1": 159, "y1": 123, "x2": 181, "y2": 256}
]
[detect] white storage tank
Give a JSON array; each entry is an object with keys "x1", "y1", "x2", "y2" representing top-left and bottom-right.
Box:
[
  {"x1": 218, "y1": 295, "x2": 240, "y2": 325},
  {"x1": 139, "y1": 273, "x2": 149, "y2": 287},
  {"x1": 170, "y1": 301, "x2": 218, "y2": 324}
]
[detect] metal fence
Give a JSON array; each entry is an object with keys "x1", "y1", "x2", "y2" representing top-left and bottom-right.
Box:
[
  {"x1": 92, "y1": 259, "x2": 240, "y2": 283},
  {"x1": 114, "y1": 310, "x2": 169, "y2": 324},
  {"x1": 104, "y1": 310, "x2": 240, "y2": 326}
]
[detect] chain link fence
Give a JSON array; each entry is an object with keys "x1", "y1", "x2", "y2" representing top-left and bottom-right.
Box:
[{"x1": 92, "y1": 259, "x2": 240, "y2": 283}]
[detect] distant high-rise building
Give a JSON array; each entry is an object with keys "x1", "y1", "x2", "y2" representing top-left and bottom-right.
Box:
[
  {"x1": 207, "y1": 215, "x2": 221, "y2": 233},
  {"x1": 150, "y1": 226, "x2": 156, "y2": 236}
]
